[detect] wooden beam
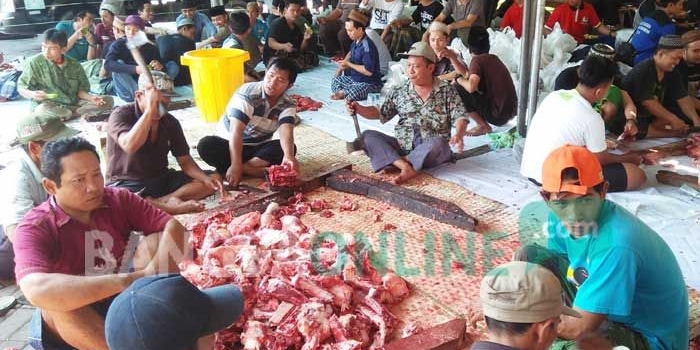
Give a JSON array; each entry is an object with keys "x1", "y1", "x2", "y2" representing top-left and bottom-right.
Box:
[
  {"x1": 630, "y1": 139, "x2": 689, "y2": 157},
  {"x1": 656, "y1": 170, "x2": 700, "y2": 190},
  {"x1": 326, "y1": 169, "x2": 477, "y2": 231},
  {"x1": 182, "y1": 163, "x2": 353, "y2": 223},
  {"x1": 383, "y1": 319, "x2": 469, "y2": 350}
]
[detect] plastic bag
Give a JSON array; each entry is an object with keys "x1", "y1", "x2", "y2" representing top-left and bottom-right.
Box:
[
  {"x1": 489, "y1": 27, "x2": 520, "y2": 74},
  {"x1": 382, "y1": 60, "x2": 407, "y2": 95},
  {"x1": 540, "y1": 50, "x2": 575, "y2": 92}
]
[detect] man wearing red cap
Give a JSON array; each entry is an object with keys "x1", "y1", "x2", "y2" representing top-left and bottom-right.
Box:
[{"x1": 516, "y1": 145, "x2": 688, "y2": 350}]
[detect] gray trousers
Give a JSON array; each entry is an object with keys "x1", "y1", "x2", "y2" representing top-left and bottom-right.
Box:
[{"x1": 362, "y1": 130, "x2": 452, "y2": 172}]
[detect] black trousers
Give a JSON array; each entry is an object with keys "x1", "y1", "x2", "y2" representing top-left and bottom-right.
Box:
[{"x1": 196, "y1": 136, "x2": 294, "y2": 174}]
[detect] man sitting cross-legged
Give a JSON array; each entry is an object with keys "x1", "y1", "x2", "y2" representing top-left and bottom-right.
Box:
[
  {"x1": 197, "y1": 58, "x2": 300, "y2": 188},
  {"x1": 13, "y1": 137, "x2": 194, "y2": 350},
  {"x1": 106, "y1": 71, "x2": 223, "y2": 214},
  {"x1": 18, "y1": 29, "x2": 113, "y2": 121},
  {"x1": 622, "y1": 35, "x2": 700, "y2": 138},
  {"x1": 346, "y1": 42, "x2": 467, "y2": 184},
  {"x1": 330, "y1": 9, "x2": 383, "y2": 102}
]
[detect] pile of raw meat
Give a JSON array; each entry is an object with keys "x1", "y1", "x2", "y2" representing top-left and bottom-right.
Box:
[
  {"x1": 290, "y1": 94, "x2": 323, "y2": 112},
  {"x1": 267, "y1": 163, "x2": 298, "y2": 188},
  {"x1": 689, "y1": 133, "x2": 700, "y2": 166},
  {"x1": 181, "y1": 200, "x2": 411, "y2": 350}
]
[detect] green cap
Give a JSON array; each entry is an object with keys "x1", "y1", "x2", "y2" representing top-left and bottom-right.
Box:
[{"x1": 13, "y1": 110, "x2": 80, "y2": 146}]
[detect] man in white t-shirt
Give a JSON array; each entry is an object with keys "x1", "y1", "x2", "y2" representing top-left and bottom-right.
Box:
[
  {"x1": 360, "y1": 0, "x2": 404, "y2": 48},
  {"x1": 520, "y1": 55, "x2": 647, "y2": 192}
]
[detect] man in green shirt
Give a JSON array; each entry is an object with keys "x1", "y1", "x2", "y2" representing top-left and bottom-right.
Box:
[
  {"x1": 54, "y1": 10, "x2": 97, "y2": 62},
  {"x1": 18, "y1": 29, "x2": 113, "y2": 121}
]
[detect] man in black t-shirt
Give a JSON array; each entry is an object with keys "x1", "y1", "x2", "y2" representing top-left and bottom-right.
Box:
[
  {"x1": 156, "y1": 18, "x2": 197, "y2": 86},
  {"x1": 263, "y1": 0, "x2": 317, "y2": 69},
  {"x1": 387, "y1": 0, "x2": 443, "y2": 57},
  {"x1": 678, "y1": 30, "x2": 700, "y2": 112},
  {"x1": 622, "y1": 35, "x2": 700, "y2": 138}
]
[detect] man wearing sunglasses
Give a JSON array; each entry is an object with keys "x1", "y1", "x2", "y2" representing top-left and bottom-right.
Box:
[{"x1": 515, "y1": 145, "x2": 688, "y2": 350}]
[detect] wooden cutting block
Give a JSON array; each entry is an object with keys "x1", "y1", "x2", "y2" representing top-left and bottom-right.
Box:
[
  {"x1": 326, "y1": 169, "x2": 477, "y2": 231},
  {"x1": 384, "y1": 319, "x2": 468, "y2": 350},
  {"x1": 630, "y1": 139, "x2": 689, "y2": 157},
  {"x1": 656, "y1": 170, "x2": 700, "y2": 190},
  {"x1": 186, "y1": 163, "x2": 353, "y2": 221}
]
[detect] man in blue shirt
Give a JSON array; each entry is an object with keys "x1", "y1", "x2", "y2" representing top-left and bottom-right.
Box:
[
  {"x1": 630, "y1": 0, "x2": 684, "y2": 65},
  {"x1": 331, "y1": 9, "x2": 382, "y2": 101},
  {"x1": 247, "y1": 2, "x2": 268, "y2": 46},
  {"x1": 54, "y1": 10, "x2": 97, "y2": 62},
  {"x1": 517, "y1": 145, "x2": 688, "y2": 350},
  {"x1": 176, "y1": 0, "x2": 217, "y2": 42}
]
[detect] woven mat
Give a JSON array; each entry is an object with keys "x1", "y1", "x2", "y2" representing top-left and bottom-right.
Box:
[{"x1": 176, "y1": 112, "x2": 700, "y2": 343}]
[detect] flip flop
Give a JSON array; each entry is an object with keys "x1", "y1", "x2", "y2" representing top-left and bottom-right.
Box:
[{"x1": 0, "y1": 295, "x2": 17, "y2": 316}]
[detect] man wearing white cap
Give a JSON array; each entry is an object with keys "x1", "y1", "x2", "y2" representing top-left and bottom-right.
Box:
[{"x1": 474, "y1": 261, "x2": 581, "y2": 350}]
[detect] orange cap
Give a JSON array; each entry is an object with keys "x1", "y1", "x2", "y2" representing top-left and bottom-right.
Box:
[{"x1": 541, "y1": 145, "x2": 604, "y2": 195}]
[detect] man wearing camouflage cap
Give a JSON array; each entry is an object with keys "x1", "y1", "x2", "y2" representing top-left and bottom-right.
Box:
[
  {"x1": 106, "y1": 71, "x2": 224, "y2": 214},
  {"x1": 346, "y1": 42, "x2": 467, "y2": 184},
  {"x1": 0, "y1": 111, "x2": 79, "y2": 279}
]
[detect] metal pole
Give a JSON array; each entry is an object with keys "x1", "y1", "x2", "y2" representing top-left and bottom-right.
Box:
[
  {"x1": 517, "y1": 0, "x2": 534, "y2": 137},
  {"x1": 526, "y1": 0, "x2": 546, "y2": 128}
]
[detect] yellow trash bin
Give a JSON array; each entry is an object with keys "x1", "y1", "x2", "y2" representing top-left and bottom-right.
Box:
[{"x1": 181, "y1": 48, "x2": 250, "y2": 123}]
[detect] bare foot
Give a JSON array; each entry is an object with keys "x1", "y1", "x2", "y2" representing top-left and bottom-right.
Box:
[
  {"x1": 330, "y1": 91, "x2": 346, "y2": 100},
  {"x1": 465, "y1": 124, "x2": 492, "y2": 136},
  {"x1": 381, "y1": 165, "x2": 400, "y2": 174},
  {"x1": 391, "y1": 167, "x2": 419, "y2": 185},
  {"x1": 164, "y1": 197, "x2": 205, "y2": 214}
]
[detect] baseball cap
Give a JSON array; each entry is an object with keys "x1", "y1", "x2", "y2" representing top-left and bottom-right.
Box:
[
  {"x1": 427, "y1": 21, "x2": 450, "y2": 36},
  {"x1": 138, "y1": 71, "x2": 179, "y2": 97},
  {"x1": 541, "y1": 145, "x2": 604, "y2": 195},
  {"x1": 176, "y1": 17, "x2": 195, "y2": 29},
  {"x1": 398, "y1": 41, "x2": 437, "y2": 63},
  {"x1": 481, "y1": 261, "x2": 581, "y2": 323},
  {"x1": 124, "y1": 14, "x2": 146, "y2": 30},
  {"x1": 105, "y1": 274, "x2": 244, "y2": 350},
  {"x1": 12, "y1": 110, "x2": 80, "y2": 146},
  {"x1": 658, "y1": 34, "x2": 684, "y2": 50}
]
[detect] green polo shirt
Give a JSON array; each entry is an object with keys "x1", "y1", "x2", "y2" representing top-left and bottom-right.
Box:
[
  {"x1": 56, "y1": 20, "x2": 89, "y2": 62},
  {"x1": 18, "y1": 53, "x2": 90, "y2": 109}
]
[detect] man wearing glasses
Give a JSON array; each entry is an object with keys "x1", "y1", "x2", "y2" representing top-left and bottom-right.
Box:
[{"x1": 515, "y1": 145, "x2": 688, "y2": 350}]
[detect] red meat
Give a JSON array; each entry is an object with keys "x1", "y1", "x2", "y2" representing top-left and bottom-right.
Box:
[
  {"x1": 267, "y1": 163, "x2": 298, "y2": 188},
  {"x1": 180, "y1": 210, "x2": 411, "y2": 350}
]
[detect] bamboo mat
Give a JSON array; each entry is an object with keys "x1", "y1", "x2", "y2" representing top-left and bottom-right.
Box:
[{"x1": 173, "y1": 110, "x2": 699, "y2": 345}]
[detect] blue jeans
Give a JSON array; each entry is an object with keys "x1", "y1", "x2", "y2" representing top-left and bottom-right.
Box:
[
  {"x1": 111, "y1": 60, "x2": 137, "y2": 102},
  {"x1": 28, "y1": 298, "x2": 113, "y2": 350},
  {"x1": 165, "y1": 61, "x2": 179, "y2": 81}
]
